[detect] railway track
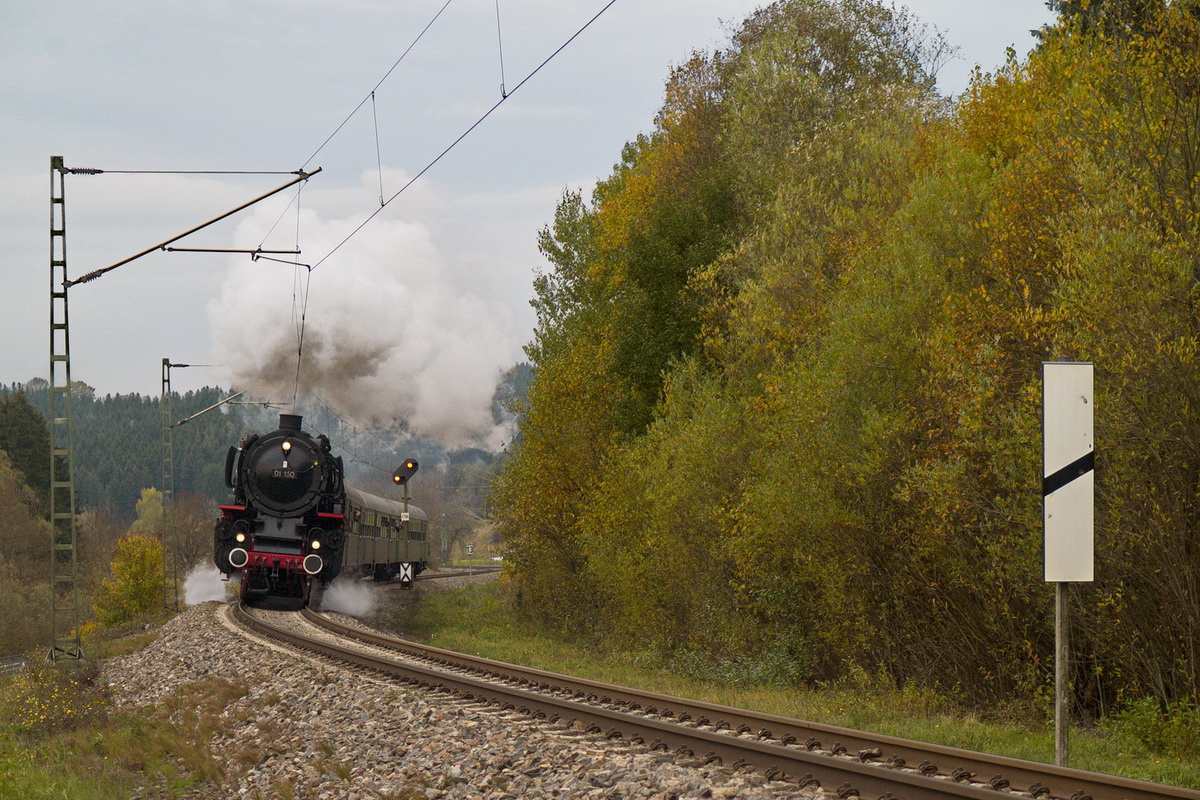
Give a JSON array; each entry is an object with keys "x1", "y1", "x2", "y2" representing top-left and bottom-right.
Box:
[
  {"x1": 231, "y1": 603, "x2": 1200, "y2": 800},
  {"x1": 415, "y1": 565, "x2": 500, "y2": 581},
  {"x1": 361, "y1": 565, "x2": 499, "y2": 591}
]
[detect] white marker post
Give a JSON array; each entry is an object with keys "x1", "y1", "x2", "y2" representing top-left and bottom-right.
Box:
[{"x1": 1042, "y1": 362, "x2": 1094, "y2": 768}]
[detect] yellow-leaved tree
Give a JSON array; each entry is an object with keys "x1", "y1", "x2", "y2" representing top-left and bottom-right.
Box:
[{"x1": 93, "y1": 533, "x2": 163, "y2": 627}]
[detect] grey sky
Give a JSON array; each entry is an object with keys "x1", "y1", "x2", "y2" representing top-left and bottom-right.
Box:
[{"x1": 1, "y1": 0, "x2": 1054, "y2": 441}]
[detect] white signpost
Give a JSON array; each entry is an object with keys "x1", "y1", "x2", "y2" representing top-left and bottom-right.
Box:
[
  {"x1": 1043, "y1": 362, "x2": 1095, "y2": 582},
  {"x1": 1042, "y1": 361, "x2": 1094, "y2": 767}
]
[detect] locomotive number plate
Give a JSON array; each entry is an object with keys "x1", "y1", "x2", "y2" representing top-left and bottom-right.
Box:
[{"x1": 272, "y1": 469, "x2": 298, "y2": 479}]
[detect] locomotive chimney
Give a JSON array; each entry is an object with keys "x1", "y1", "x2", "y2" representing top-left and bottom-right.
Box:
[{"x1": 279, "y1": 413, "x2": 303, "y2": 431}]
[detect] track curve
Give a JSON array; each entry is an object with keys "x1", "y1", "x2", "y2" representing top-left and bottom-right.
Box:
[{"x1": 229, "y1": 603, "x2": 1200, "y2": 800}]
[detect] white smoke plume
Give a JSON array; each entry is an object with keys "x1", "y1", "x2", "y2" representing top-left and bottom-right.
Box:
[
  {"x1": 183, "y1": 562, "x2": 239, "y2": 605},
  {"x1": 208, "y1": 174, "x2": 516, "y2": 450},
  {"x1": 319, "y1": 577, "x2": 377, "y2": 617}
]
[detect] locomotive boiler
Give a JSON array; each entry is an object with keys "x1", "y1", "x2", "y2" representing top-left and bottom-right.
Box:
[{"x1": 214, "y1": 413, "x2": 430, "y2": 608}]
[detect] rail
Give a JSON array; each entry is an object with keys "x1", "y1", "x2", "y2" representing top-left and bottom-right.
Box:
[{"x1": 230, "y1": 604, "x2": 1200, "y2": 800}]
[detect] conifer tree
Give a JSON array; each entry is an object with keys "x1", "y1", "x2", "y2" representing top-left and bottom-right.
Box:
[{"x1": 0, "y1": 391, "x2": 50, "y2": 510}]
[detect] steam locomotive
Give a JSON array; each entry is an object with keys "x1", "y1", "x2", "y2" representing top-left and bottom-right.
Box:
[{"x1": 213, "y1": 413, "x2": 430, "y2": 608}]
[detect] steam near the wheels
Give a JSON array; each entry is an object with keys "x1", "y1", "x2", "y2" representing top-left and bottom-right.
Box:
[{"x1": 208, "y1": 177, "x2": 515, "y2": 451}]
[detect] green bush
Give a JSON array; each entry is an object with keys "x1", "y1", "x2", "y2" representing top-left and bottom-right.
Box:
[{"x1": 1108, "y1": 697, "x2": 1200, "y2": 759}]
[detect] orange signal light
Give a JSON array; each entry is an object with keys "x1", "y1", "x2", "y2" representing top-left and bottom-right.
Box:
[{"x1": 392, "y1": 458, "x2": 419, "y2": 485}]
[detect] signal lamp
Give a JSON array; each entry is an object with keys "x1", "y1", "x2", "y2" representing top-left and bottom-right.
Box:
[{"x1": 392, "y1": 459, "x2": 419, "y2": 485}]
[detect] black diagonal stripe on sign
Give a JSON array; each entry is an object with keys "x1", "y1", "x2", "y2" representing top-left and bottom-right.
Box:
[{"x1": 1043, "y1": 450, "x2": 1095, "y2": 496}]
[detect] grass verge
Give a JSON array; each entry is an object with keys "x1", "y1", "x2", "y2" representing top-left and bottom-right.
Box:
[
  {"x1": 0, "y1": 625, "x2": 238, "y2": 799},
  {"x1": 403, "y1": 579, "x2": 1200, "y2": 791}
]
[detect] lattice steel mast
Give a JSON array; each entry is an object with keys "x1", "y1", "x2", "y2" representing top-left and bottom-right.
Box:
[
  {"x1": 161, "y1": 358, "x2": 179, "y2": 612},
  {"x1": 49, "y1": 156, "x2": 83, "y2": 660},
  {"x1": 47, "y1": 161, "x2": 317, "y2": 658}
]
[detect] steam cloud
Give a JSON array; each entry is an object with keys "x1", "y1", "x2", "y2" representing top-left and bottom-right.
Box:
[
  {"x1": 184, "y1": 563, "x2": 238, "y2": 605},
  {"x1": 319, "y1": 577, "x2": 378, "y2": 617},
  {"x1": 180, "y1": 561, "x2": 376, "y2": 615},
  {"x1": 208, "y1": 178, "x2": 516, "y2": 450}
]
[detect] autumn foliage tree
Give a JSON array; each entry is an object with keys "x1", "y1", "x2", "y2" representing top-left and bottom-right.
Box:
[
  {"x1": 92, "y1": 533, "x2": 164, "y2": 627},
  {"x1": 496, "y1": 0, "x2": 945, "y2": 651},
  {"x1": 496, "y1": 0, "x2": 1200, "y2": 714}
]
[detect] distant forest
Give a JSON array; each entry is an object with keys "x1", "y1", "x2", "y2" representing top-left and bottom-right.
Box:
[
  {"x1": 0, "y1": 365, "x2": 527, "y2": 657},
  {"x1": 0, "y1": 360, "x2": 529, "y2": 522},
  {"x1": 3, "y1": 381, "x2": 240, "y2": 516}
]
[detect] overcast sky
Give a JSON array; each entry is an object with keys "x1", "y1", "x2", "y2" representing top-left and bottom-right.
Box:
[{"x1": 0, "y1": 0, "x2": 1055, "y2": 445}]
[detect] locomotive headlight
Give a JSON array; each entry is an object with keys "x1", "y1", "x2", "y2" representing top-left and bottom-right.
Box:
[
  {"x1": 282, "y1": 441, "x2": 292, "y2": 452},
  {"x1": 311, "y1": 539, "x2": 321, "y2": 550},
  {"x1": 235, "y1": 532, "x2": 246, "y2": 543},
  {"x1": 229, "y1": 548, "x2": 249, "y2": 569}
]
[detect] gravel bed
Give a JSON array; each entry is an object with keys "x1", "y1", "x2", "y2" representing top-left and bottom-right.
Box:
[{"x1": 101, "y1": 579, "x2": 818, "y2": 799}]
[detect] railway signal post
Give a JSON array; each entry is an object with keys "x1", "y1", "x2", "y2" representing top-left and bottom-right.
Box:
[{"x1": 394, "y1": 459, "x2": 419, "y2": 585}]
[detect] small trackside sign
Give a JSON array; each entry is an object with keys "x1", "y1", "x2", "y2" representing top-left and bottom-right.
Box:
[{"x1": 1042, "y1": 362, "x2": 1094, "y2": 582}]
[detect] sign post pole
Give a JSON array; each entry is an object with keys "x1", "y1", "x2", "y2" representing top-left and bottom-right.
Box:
[{"x1": 1055, "y1": 581, "x2": 1070, "y2": 766}]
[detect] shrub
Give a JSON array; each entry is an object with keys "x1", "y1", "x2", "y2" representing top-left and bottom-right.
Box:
[
  {"x1": 1108, "y1": 697, "x2": 1200, "y2": 758},
  {"x1": 2, "y1": 658, "x2": 109, "y2": 739}
]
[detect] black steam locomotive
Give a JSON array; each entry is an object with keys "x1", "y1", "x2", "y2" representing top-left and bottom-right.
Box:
[{"x1": 214, "y1": 413, "x2": 430, "y2": 608}]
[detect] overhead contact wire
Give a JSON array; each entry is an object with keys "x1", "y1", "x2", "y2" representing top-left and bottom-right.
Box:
[
  {"x1": 288, "y1": 0, "x2": 456, "y2": 400},
  {"x1": 301, "y1": 0, "x2": 456, "y2": 171},
  {"x1": 312, "y1": 0, "x2": 619, "y2": 270},
  {"x1": 282, "y1": 0, "x2": 457, "y2": 408}
]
